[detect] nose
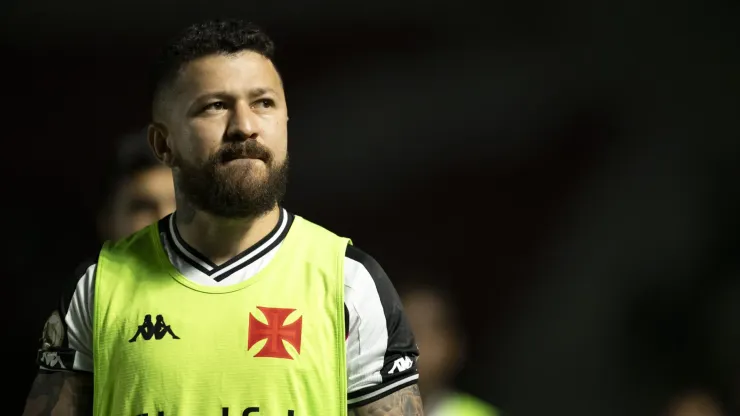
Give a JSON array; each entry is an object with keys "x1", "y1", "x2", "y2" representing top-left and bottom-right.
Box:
[{"x1": 226, "y1": 101, "x2": 259, "y2": 141}]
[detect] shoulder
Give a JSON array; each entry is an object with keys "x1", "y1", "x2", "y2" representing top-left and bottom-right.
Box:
[
  {"x1": 292, "y1": 214, "x2": 344, "y2": 240},
  {"x1": 102, "y1": 222, "x2": 161, "y2": 255},
  {"x1": 343, "y1": 245, "x2": 402, "y2": 325},
  {"x1": 344, "y1": 245, "x2": 395, "y2": 297},
  {"x1": 52, "y1": 258, "x2": 97, "y2": 338},
  {"x1": 59, "y1": 258, "x2": 97, "y2": 318},
  {"x1": 343, "y1": 245, "x2": 407, "y2": 322},
  {"x1": 342, "y1": 244, "x2": 409, "y2": 326}
]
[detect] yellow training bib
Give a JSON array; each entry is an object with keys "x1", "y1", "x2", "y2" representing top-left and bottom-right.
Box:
[{"x1": 93, "y1": 216, "x2": 349, "y2": 416}]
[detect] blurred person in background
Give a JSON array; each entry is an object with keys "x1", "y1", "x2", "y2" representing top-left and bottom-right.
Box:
[
  {"x1": 402, "y1": 282, "x2": 499, "y2": 416},
  {"x1": 97, "y1": 128, "x2": 176, "y2": 242},
  {"x1": 22, "y1": 18, "x2": 421, "y2": 416},
  {"x1": 663, "y1": 390, "x2": 723, "y2": 416}
]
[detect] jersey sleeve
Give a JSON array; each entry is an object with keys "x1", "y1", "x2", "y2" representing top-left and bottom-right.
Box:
[
  {"x1": 344, "y1": 245, "x2": 420, "y2": 408},
  {"x1": 36, "y1": 260, "x2": 96, "y2": 373}
]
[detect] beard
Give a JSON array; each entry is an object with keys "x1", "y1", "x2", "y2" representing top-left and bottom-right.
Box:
[{"x1": 173, "y1": 141, "x2": 288, "y2": 219}]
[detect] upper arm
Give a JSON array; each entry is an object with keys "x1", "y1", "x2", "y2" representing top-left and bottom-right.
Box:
[
  {"x1": 348, "y1": 385, "x2": 424, "y2": 416},
  {"x1": 38, "y1": 261, "x2": 95, "y2": 372},
  {"x1": 23, "y1": 260, "x2": 96, "y2": 415},
  {"x1": 345, "y1": 245, "x2": 420, "y2": 409}
]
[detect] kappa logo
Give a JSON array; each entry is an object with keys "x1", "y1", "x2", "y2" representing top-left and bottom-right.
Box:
[
  {"x1": 248, "y1": 306, "x2": 302, "y2": 359},
  {"x1": 36, "y1": 347, "x2": 74, "y2": 370},
  {"x1": 388, "y1": 356, "x2": 414, "y2": 374},
  {"x1": 129, "y1": 314, "x2": 180, "y2": 342},
  {"x1": 40, "y1": 351, "x2": 66, "y2": 369}
]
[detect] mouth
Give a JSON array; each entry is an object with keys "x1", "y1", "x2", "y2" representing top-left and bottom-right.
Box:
[
  {"x1": 219, "y1": 145, "x2": 271, "y2": 165},
  {"x1": 221, "y1": 154, "x2": 265, "y2": 164}
]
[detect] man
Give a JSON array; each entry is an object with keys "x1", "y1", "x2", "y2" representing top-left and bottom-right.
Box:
[
  {"x1": 402, "y1": 283, "x2": 497, "y2": 416},
  {"x1": 23, "y1": 19, "x2": 422, "y2": 416},
  {"x1": 98, "y1": 128, "x2": 176, "y2": 241}
]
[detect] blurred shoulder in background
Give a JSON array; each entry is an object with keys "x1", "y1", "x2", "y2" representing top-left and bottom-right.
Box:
[{"x1": 400, "y1": 278, "x2": 500, "y2": 416}]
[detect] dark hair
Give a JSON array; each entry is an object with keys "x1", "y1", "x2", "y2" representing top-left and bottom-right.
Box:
[
  {"x1": 99, "y1": 128, "x2": 162, "y2": 212},
  {"x1": 149, "y1": 19, "x2": 276, "y2": 116}
]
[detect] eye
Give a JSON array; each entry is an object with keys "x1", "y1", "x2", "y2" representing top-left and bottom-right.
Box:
[
  {"x1": 252, "y1": 98, "x2": 275, "y2": 109},
  {"x1": 202, "y1": 101, "x2": 226, "y2": 112}
]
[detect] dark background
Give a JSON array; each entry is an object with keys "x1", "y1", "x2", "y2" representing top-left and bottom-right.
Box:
[{"x1": 2, "y1": 0, "x2": 739, "y2": 414}]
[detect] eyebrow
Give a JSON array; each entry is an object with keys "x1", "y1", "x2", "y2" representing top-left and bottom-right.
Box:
[
  {"x1": 192, "y1": 87, "x2": 277, "y2": 104},
  {"x1": 247, "y1": 87, "x2": 277, "y2": 99}
]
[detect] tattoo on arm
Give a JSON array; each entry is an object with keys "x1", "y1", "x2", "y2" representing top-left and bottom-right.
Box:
[
  {"x1": 348, "y1": 385, "x2": 424, "y2": 416},
  {"x1": 22, "y1": 371, "x2": 93, "y2": 416}
]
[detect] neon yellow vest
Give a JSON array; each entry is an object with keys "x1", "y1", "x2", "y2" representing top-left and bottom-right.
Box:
[
  {"x1": 436, "y1": 393, "x2": 499, "y2": 416},
  {"x1": 93, "y1": 216, "x2": 349, "y2": 416}
]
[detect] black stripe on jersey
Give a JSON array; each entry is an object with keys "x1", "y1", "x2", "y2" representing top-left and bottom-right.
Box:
[
  {"x1": 160, "y1": 215, "x2": 211, "y2": 275},
  {"x1": 214, "y1": 211, "x2": 294, "y2": 282},
  {"x1": 161, "y1": 209, "x2": 294, "y2": 281},
  {"x1": 344, "y1": 304, "x2": 350, "y2": 339},
  {"x1": 345, "y1": 246, "x2": 419, "y2": 405},
  {"x1": 170, "y1": 214, "x2": 217, "y2": 269}
]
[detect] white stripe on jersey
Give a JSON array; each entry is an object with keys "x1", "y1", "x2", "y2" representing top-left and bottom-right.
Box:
[
  {"x1": 344, "y1": 256, "x2": 388, "y2": 391},
  {"x1": 167, "y1": 216, "x2": 213, "y2": 271},
  {"x1": 161, "y1": 234, "x2": 283, "y2": 287},
  {"x1": 167, "y1": 208, "x2": 291, "y2": 280},
  {"x1": 209, "y1": 210, "x2": 289, "y2": 280},
  {"x1": 64, "y1": 264, "x2": 95, "y2": 372}
]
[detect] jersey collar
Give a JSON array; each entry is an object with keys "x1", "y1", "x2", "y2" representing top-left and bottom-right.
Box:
[{"x1": 158, "y1": 207, "x2": 294, "y2": 282}]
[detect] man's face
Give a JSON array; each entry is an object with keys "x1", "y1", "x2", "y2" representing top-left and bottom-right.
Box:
[
  {"x1": 157, "y1": 51, "x2": 289, "y2": 218},
  {"x1": 106, "y1": 166, "x2": 176, "y2": 240}
]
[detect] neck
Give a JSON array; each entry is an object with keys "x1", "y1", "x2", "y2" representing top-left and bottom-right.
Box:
[{"x1": 175, "y1": 204, "x2": 281, "y2": 265}]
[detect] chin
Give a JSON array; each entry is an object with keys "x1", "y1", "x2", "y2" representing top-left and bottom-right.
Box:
[{"x1": 227, "y1": 175, "x2": 270, "y2": 192}]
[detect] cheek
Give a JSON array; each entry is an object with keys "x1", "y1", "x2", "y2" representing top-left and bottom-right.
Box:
[
  {"x1": 174, "y1": 129, "x2": 220, "y2": 165},
  {"x1": 273, "y1": 141, "x2": 288, "y2": 163},
  {"x1": 266, "y1": 121, "x2": 288, "y2": 158},
  {"x1": 182, "y1": 116, "x2": 226, "y2": 146}
]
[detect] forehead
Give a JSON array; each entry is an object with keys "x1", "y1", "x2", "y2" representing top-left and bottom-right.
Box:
[{"x1": 172, "y1": 51, "x2": 282, "y2": 98}]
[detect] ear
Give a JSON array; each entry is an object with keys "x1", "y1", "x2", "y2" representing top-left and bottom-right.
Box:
[{"x1": 148, "y1": 123, "x2": 174, "y2": 167}]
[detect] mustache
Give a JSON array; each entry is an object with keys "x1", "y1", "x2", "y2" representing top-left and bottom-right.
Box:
[{"x1": 217, "y1": 141, "x2": 272, "y2": 163}]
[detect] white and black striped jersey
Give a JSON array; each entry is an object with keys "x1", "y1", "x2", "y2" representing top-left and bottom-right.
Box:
[{"x1": 37, "y1": 208, "x2": 419, "y2": 408}]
